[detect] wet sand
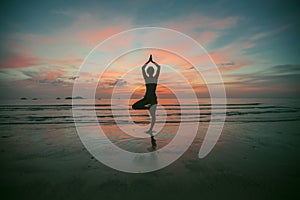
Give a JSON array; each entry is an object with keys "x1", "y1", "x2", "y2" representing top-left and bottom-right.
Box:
[{"x1": 1, "y1": 120, "x2": 299, "y2": 200}]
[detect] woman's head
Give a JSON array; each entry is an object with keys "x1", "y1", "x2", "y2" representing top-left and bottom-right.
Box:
[{"x1": 147, "y1": 66, "x2": 155, "y2": 77}]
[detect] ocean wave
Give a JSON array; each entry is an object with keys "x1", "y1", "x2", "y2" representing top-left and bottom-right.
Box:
[
  {"x1": 1, "y1": 102, "x2": 299, "y2": 125},
  {"x1": 1, "y1": 117, "x2": 299, "y2": 125}
]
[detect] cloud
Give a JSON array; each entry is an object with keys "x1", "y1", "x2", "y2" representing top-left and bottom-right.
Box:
[
  {"x1": 250, "y1": 25, "x2": 289, "y2": 41},
  {"x1": 0, "y1": 52, "x2": 83, "y2": 69},
  {"x1": 0, "y1": 53, "x2": 43, "y2": 69},
  {"x1": 165, "y1": 15, "x2": 240, "y2": 32},
  {"x1": 8, "y1": 33, "x2": 58, "y2": 45},
  {"x1": 195, "y1": 31, "x2": 220, "y2": 46},
  {"x1": 223, "y1": 64, "x2": 300, "y2": 97},
  {"x1": 47, "y1": 12, "x2": 133, "y2": 46},
  {"x1": 158, "y1": 15, "x2": 240, "y2": 48},
  {"x1": 266, "y1": 64, "x2": 300, "y2": 75},
  {"x1": 51, "y1": 9, "x2": 75, "y2": 18},
  {"x1": 0, "y1": 65, "x2": 78, "y2": 86},
  {"x1": 109, "y1": 79, "x2": 127, "y2": 87}
]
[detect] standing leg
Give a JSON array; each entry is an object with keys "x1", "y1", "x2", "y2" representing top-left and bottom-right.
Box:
[{"x1": 147, "y1": 104, "x2": 157, "y2": 132}]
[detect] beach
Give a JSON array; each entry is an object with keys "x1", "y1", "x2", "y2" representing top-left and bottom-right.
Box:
[{"x1": 0, "y1": 98, "x2": 299, "y2": 199}]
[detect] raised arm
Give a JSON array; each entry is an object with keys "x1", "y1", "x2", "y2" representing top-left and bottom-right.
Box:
[
  {"x1": 152, "y1": 61, "x2": 161, "y2": 79},
  {"x1": 142, "y1": 55, "x2": 151, "y2": 79},
  {"x1": 142, "y1": 62, "x2": 149, "y2": 79}
]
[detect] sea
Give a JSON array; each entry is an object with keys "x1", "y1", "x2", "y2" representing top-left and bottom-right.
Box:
[{"x1": 0, "y1": 98, "x2": 299, "y2": 126}]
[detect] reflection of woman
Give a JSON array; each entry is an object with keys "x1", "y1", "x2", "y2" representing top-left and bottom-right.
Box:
[{"x1": 132, "y1": 55, "x2": 161, "y2": 133}]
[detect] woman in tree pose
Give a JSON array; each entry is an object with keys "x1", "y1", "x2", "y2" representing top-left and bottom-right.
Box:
[{"x1": 132, "y1": 55, "x2": 161, "y2": 134}]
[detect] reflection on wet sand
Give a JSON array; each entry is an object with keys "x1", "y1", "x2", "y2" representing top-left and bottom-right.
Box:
[{"x1": 146, "y1": 130, "x2": 157, "y2": 152}]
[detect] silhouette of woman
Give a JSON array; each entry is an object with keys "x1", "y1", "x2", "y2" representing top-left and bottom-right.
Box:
[{"x1": 132, "y1": 55, "x2": 161, "y2": 133}]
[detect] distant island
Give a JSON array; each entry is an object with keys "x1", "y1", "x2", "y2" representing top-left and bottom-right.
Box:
[
  {"x1": 65, "y1": 96, "x2": 84, "y2": 100},
  {"x1": 19, "y1": 96, "x2": 85, "y2": 100}
]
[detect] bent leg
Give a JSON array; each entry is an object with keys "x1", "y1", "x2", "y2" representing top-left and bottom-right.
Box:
[{"x1": 132, "y1": 98, "x2": 149, "y2": 110}]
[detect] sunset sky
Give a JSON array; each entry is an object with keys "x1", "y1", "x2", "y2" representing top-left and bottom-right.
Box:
[{"x1": 0, "y1": 0, "x2": 299, "y2": 99}]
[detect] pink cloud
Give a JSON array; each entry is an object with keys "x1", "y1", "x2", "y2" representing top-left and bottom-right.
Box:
[
  {"x1": 78, "y1": 27, "x2": 128, "y2": 46},
  {"x1": 34, "y1": 70, "x2": 65, "y2": 82},
  {"x1": 48, "y1": 58, "x2": 83, "y2": 66},
  {"x1": 195, "y1": 31, "x2": 220, "y2": 46},
  {"x1": 0, "y1": 53, "x2": 43, "y2": 69},
  {"x1": 0, "y1": 53, "x2": 83, "y2": 69}
]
